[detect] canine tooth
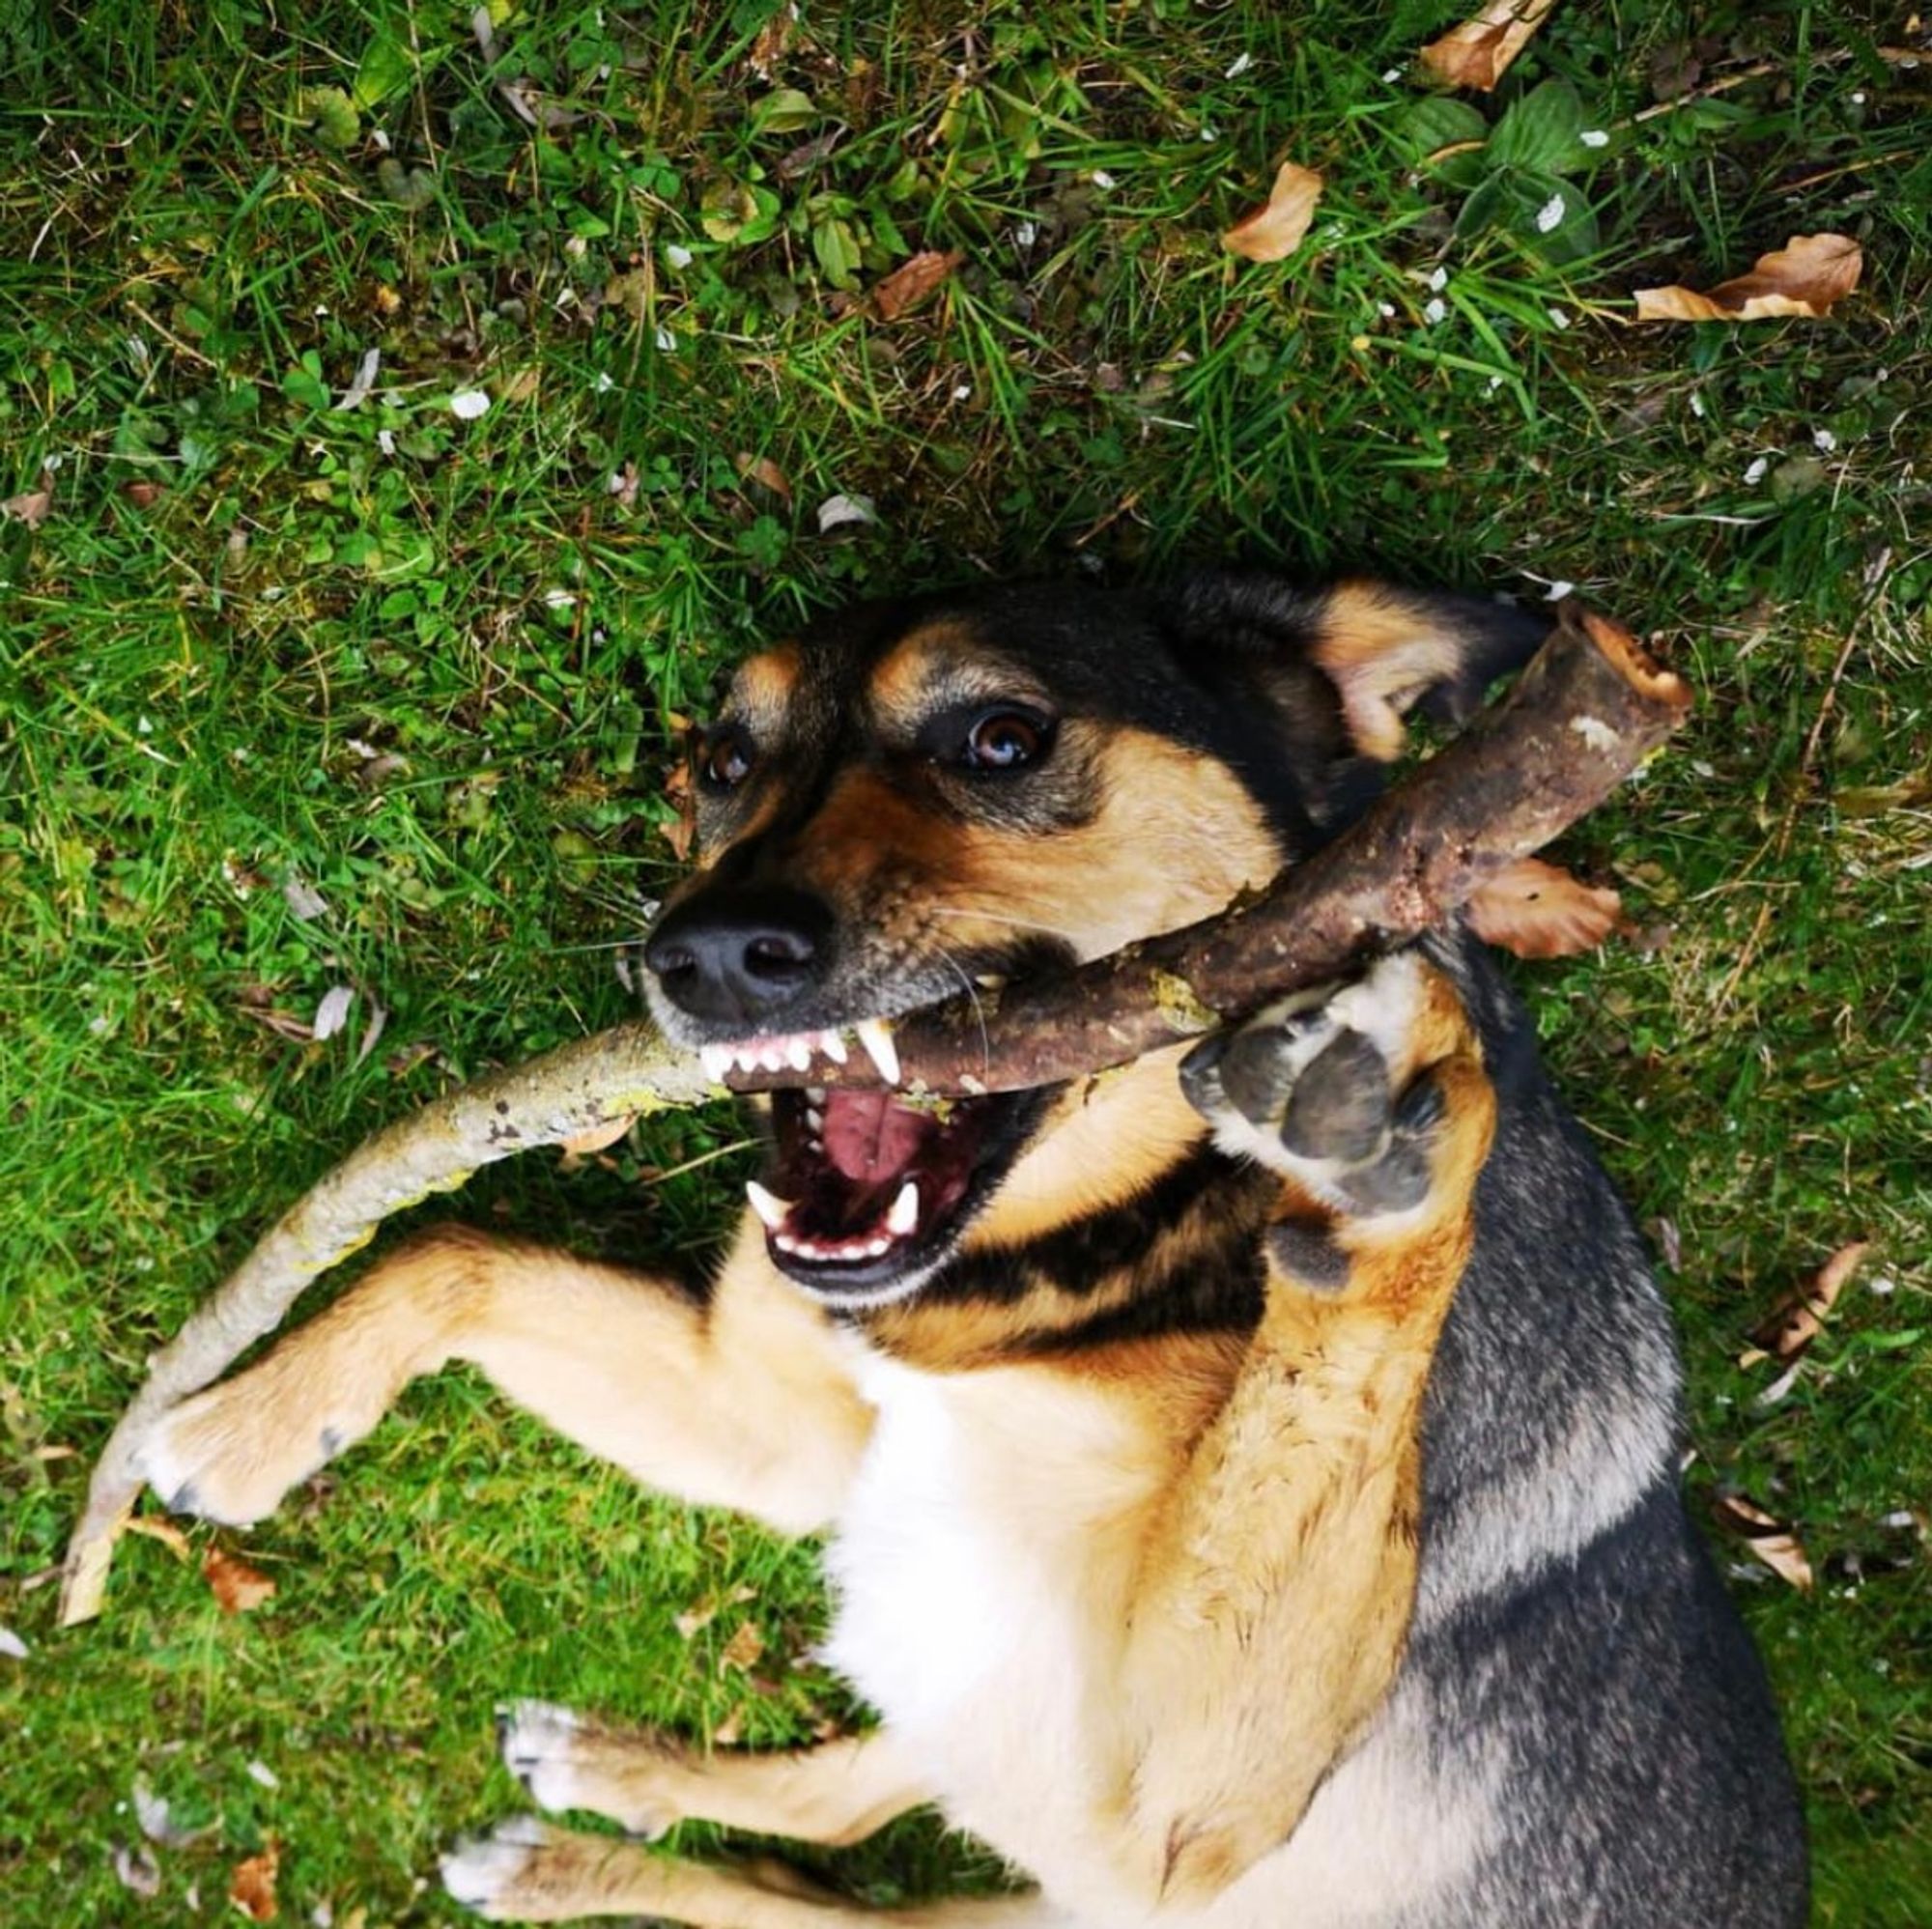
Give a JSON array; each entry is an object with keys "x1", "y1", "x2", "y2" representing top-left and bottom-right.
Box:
[
  {"x1": 784, "y1": 1035, "x2": 813, "y2": 1071},
  {"x1": 975, "y1": 973, "x2": 1008, "y2": 991},
  {"x1": 699, "y1": 1044, "x2": 735, "y2": 1082},
  {"x1": 807, "y1": 1086, "x2": 826, "y2": 1104},
  {"x1": 744, "y1": 1179, "x2": 792, "y2": 1231},
  {"x1": 886, "y1": 1180, "x2": 920, "y2": 1237},
  {"x1": 818, "y1": 1030, "x2": 849, "y2": 1065},
  {"x1": 856, "y1": 1018, "x2": 900, "y2": 1086},
  {"x1": 806, "y1": 1107, "x2": 824, "y2": 1134}
]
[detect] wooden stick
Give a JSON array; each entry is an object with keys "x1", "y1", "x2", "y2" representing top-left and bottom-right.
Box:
[{"x1": 59, "y1": 602, "x2": 1688, "y2": 1626}]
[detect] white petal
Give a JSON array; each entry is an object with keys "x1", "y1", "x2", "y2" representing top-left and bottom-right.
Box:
[
  {"x1": 1535, "y1": 193, "x2": 1566, "y2": 234},
  {"x1": 312, "y1": 984, "x2": 355, "y2": 1041},
  {"x1": 449, "y1": 388, "x2": 491, "y2": 419}
]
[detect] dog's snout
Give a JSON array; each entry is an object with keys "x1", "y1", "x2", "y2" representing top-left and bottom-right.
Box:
[{"x1": 644, "y1": 889, "x2": 830, "y2": 1029}]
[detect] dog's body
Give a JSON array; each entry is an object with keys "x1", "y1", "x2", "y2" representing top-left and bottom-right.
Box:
[{"x1": 144, "y1": 575, "x2": 1807, "y2": 1926}]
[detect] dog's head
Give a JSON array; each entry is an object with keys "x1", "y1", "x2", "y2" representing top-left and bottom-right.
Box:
[{"x1": 643, "y1": 573, "x2": 1548, "y2": 1307}]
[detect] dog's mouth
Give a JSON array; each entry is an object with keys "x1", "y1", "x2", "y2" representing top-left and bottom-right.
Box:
[{"x1": 685, "y1": 1020, "x2": 1045, "y2": 1307}]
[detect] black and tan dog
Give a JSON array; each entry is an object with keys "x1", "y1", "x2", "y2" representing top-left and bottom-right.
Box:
[{"x1": 141, "y1": 574, "x2": 1808, "y2": 1926}]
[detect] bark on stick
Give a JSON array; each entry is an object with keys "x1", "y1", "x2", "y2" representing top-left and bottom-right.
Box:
[{"x1": 59, "y1": 603, "x2": 1688, "y2": 1627}]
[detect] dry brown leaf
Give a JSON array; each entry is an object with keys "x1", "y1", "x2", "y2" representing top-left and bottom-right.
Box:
[
  {"x1": 557, "y1": 1112, "x2": 638, "y2": 1171},
  {"x1": 733, "y1": 451, "x2": 794, "y2": 503},
  {"x1": 868, "y1": 249, "x2": 965, "y2": 321},
  {"x1": 3, "y1": 488, "x2": 53, "y2": 528},
  {"x1": 1418, "y1": 0, "x2": 1560, "y2": 91},
  {"x1": 719, "y1": 1618, "x2": 766, "y2": 1672},
  {"x1": 710, "y1": 1707, "x2": 745, "y2": 1746},
  {"x1": 1221, "y1": 161, "x2": 1324, "y2": 264},
  {"x1": 1465, "y1": 857, "x2": 1622, "y2": 958},
  {"x1": 1634, "y1": 234, "x2": 1862, "y2": 323},
  {"x1": 203, "y1": 1547, "x2": 276, "y2": 1614},
  {"x1": 126, "y1": 1515, "x2": 192, "y2": 1561},
  {"x1": 228, "y1": 1840, "x2": 280, "y2": 1923},
  {"x1": 1712, "y1": 1495, "x2": 1814, "y2": 1592},
  {"x1": 1740, "y1": 1240, "x2": 1870, "y2": 1367},
  {"x1": 122, "y1": 480, "x2": 166, "y2": 509},
  {"x1": 661, "y1": 758, "x2": 696, "y2": 863},
  {"x1": 747, "y1": 1, "x2": 799, "y2": 78}
]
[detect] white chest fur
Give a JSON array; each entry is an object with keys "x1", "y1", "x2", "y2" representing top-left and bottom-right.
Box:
[{"x1": 820, "y1": 1347, "x2": 1164, "y2": 1871}]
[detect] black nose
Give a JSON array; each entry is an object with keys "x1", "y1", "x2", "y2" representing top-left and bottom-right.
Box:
[{"x1": 644, "y1": 888, "x2": 831, "y2": 1029}]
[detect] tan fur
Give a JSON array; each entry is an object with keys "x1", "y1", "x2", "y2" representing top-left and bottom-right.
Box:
[
  {"x1": 1308, "y1": 580, "x2": 1469, "y2": 761},
  {"x1": 797, "y1": 729, "x2": 1281, "y2": 968},
  {"x1": 149, "y1": 1221, "x2": 871, "y2": 1537},
  {"x1": 444, "y1": 1822, "x2": 1061, "y2": 1926}
]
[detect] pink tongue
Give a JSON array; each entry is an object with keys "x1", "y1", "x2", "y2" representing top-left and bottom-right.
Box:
[{"x1": 823, "y1": 1090, "x2": 929, "y2": 1182}]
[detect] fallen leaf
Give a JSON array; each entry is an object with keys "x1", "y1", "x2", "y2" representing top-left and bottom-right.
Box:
[
  {"x1": 720, "y1": 1619, "x2": 766, "y2": 1672},
  {"x1": 332, "y1": 347, "x2": 382, "y2": 411},
  {"x1": 1221, "y1": 160, "x2": 1324, "y2": 263},
  {"x1": 229, "y1": 1840, "x2": 280, "y2": 1923},
  {"x1": 733, "y1": 452, "x2": 794, "y2": 504},
  {"x1": 353, "y1": 996, "x2": 388, "y2": 1069},
  {"x1": 0, "y1": 1625, "x2": 26, "y2": 1660},
  {"x1": 710, "y1": 1707, "x2": 745, "y2": 1745},
  {"x1": 747, "y1": 0, "x2": 800, "y2": 77},
  {"x1": 126, "y1": 1515, "x2": 192, "y2": 1561},
  {"x1": 1419, "y1": 0, "x2": 1561, "y2": 92},
  {"x1": 281, "y1": 872, "x2": 329, "y2": 922},
  {"x1": 661, "y1": 758, "x2": 696, "y2": 862},
  {"x1": 1740, "y1": 1240, "x2": 1870, "y2": 1367},
  {"x1": 3, "y1": 488, "x2": 53, "y2": 528},
  {"x1": 114, "y1": 1843, "x2": 161, "y2": 1898},
  {"x1": 203, "y1": 1547, "x2": 276, "y2": 1614},
  {"x1": 449, "y1": 387, "x2": 492, "y2": 420},
  {"x1": 1634, "y1": 234, "x2": 1862, "y2": 323},
  {"x1": 1712, "y1": 1495, "x2": 1813, "y2": 1592},
  {"x1": 134, "y1": 1775, "x2": 217, "y2": 1849},
  {"x1": 122, "y1": 480, "x2": 166, "y2": 509},
  {"x1": 1465, "y1": 857, "x2": 1622, "y2": 958},
  {"x1": 867, "y1": 249, "x2": 964, "y2": 321},
  {"x1": 311, "y1": 985, "x2": 355, "y2": 1042},
  {"x1": 558, "y1": 1112, "x2": 638, "y2": 1171},
  {"x1": 815, "y1": 493, "x2": 878, "y2": 535}
]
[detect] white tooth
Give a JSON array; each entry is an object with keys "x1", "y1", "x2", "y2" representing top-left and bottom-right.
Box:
[
  {"x1": 784, "y1": 1035, "x2": 813, "y2": 1071},
  {"x1": 744, "y1": 1179, "x2": 791, "y2": 1231},
  {"x1": 699, "y1": 1044, "x2": 734, "y2": 1082},
  {"x1": 734, "y1": 1047, "x2": 760, "y2": 1075},
  {"x1": 806, "y1": 1108, "x2": 824, "y2": 1134},
  {"x1": 806, "y1": 1086, "x2": 827, "y2": 1104},
  {"x1": 866, "y1": 1237, "x2": 890, "y2": 1258},
  {"x1": 887, "y1": 1180, "x2": 920, "y2": 1237},
  {"x1": 818, "y1": 1030, "x2": 848, "y2": 1064},
  {"x1": 975, "y1": 973, "x2": 1008, "y2": 990},
  {"x1": 775, "y1": 1233, "x2": 801, "y2": 1253},
  {"x1": 856, "y1": 1018, "x2": 900, "y2": 1086}
]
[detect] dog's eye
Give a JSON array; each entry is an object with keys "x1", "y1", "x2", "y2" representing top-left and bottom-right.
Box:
[
  {"x1": 961, "y1": 710, "x2": 1049, "y2": 773},
  {"x1": 698, "y1": 728, "x2": 753, "y2": 791}
]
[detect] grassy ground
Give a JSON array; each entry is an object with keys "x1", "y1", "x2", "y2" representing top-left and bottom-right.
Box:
[{"x1": 3, "y1": 0, "x2": 1928, "y2": 1920}]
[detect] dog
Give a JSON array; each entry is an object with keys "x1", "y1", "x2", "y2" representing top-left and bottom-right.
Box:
[{"x1": 140, "y1": 572, "x2": 1808, "y2": 1926}]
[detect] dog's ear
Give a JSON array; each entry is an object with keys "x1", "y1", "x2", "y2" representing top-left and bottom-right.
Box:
[{"x1": 1305, "y1": 579, "x2": 1554, "y2": 762}]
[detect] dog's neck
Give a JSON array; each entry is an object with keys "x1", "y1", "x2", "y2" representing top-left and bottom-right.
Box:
[{"x1": 958, "y1": 1045, "x2": 1211, "y2": 1253}]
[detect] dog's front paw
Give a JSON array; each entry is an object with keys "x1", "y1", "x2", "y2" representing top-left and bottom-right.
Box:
[
  {"x1": 440, "y1": 1816, "x2": 576, "y2": 1921},
  {"x1": 1179, "y1": 957, "x2": 1443, "y2": 1217}
]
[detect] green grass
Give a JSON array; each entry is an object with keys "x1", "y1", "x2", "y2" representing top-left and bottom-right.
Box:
[{"x1": 3, "y1": 0, "x2": 1928, "y2": 1920}]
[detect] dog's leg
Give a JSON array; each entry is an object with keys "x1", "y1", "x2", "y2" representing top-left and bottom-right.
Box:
[
  {"x1": 1097, "y1": 949, "x2": 1495, "y2": 1910},
  {"x1": 139, "y1": 1222, "x2": 870, "y2": 1535},
  {"x1": 498, "y1": 1705, "x2": 931, "y2": 1848},
  {"x1": 440, "y1": 1818, "x2": 1064, "y2": 1926}
]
